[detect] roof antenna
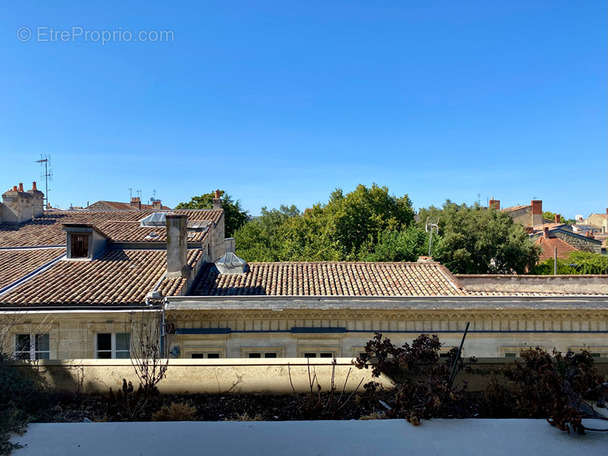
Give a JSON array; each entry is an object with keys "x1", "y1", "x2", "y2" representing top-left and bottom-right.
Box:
[
  {"x1": 128, "y1": 188, "x2": 133, "y2": 199},
  {"x1": 35, "y1": 154, "x2": 52, "y2": 208}
]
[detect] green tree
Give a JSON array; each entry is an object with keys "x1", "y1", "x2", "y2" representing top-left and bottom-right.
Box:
[
  {"x1": 233, "y1": 184, "x2": 416, "y2": 262},
  {"x1": 363, "y1": 227, "x2": 429, "y2": 262},
  {"x1": 325, "y1": 184, "x2": 415, "y2": 259},
  {"x1": 418, "y1": 201, "x2": 540, "y2": 274},
  {"x1": 234, "y1": 205, "x2": 301, "y2": 261},
  {"x1": 530, "y1": 251, "x2": 608, "y2": 275},
  {"x1": 176, "y1": 190, "x2": 249, "y2": 237}
]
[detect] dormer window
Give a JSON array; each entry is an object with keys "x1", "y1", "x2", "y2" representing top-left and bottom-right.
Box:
[
  {"x1": 62, "y1": 223, "x2": 108, "y2": 260},
  {"x1": 71, "y1": 233, "x2": 89, "y2": 258}
]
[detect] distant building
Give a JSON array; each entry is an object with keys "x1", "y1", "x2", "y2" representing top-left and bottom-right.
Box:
[{"x1": 86, "y1": 197, "x2": 171, "y2": 211}]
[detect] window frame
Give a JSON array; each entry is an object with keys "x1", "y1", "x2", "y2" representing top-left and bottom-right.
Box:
[
  {"x1": 96, "y1": 333, "x2": 131, "y2": 359},
  {"x1": 15, "y1": 333, "x2": 50, "y2": 360}
]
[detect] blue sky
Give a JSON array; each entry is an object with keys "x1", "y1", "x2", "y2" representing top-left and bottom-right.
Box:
[{"x1": 1, "y1": 1, "x2": 606, "y2": 218}]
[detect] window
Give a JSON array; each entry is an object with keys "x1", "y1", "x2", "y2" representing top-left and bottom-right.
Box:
[
  {"x1": 304, "y1": 352, "x2": 334, "y2": 358},
  {"x1": 191, "y1": 353, "x2": 221, "y2": 359},
  {"x1": 71, "y1": 234, "x2": 89, "y2": 258},
  {"x1": 96, "y1": 333, "x2": 130, "y2": 359},
  {"x1": 15, "y1": 334, "x2": 50, "y2": 360},
  {"x1": 248, "y1": 352, "x2": 277, "y2": 358}
]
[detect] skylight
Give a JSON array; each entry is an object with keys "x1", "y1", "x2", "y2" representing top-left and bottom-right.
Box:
[{"x1": 139, "y1": 212, "x2": 168, "y2": 227}]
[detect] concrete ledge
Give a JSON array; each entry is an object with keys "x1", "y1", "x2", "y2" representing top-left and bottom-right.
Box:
[{"x1": 11, "y1": 419, "x2": 608, "y2": 456}]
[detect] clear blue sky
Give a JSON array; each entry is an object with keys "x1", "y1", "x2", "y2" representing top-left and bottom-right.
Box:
[{"x1": 1, "y1": 1, "x2": 606, "y2": 218}]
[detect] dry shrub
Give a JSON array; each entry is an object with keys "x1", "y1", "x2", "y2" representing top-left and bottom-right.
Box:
[{"x1": 151, "y1": 402, "x2": 197, "y2": 422}]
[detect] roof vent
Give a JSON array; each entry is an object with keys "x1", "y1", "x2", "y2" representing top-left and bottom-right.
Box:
[
  {"x1": 140, "y1": 212, "x2": 169, "y2": 227},
  {"x1": 215, "y1": 251, "x2": 248, "y2": 275}
]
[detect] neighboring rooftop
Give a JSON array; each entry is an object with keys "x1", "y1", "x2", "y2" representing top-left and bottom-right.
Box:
[
  {"x1": 0, "y1": 209, "x2": 223, "y2": 247},
  {"x1": 192, "y1": 261, "x2": 467, "y2": 297},
  {"x1": 0, "y1": 249, "x2": 202, "y2": 306}
]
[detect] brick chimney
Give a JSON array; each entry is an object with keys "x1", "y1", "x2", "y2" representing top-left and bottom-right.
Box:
[
  {"x1": 212, "y1": 189, "x2": 222, "y2": 210},
  {"x1": 531, "y1": 200, "x2": 543, "y2": 227},
  {"x1": 152, "y1": 200, "x2": 162, "y2": 210},
  {"x1": 166, "y1": 214, "x2": 190, "y2": 279},
  {"x1": 489, "y1": 197, "x2": 500, "y2": 210},
  {"x1": 27, "y1": 181, "x2": 44, "y2": 218},
  {"x1": 543, "y1": 227, "x2": 549, "y2": 239},
  {"x1": 1, "y1": 183, "x2": 33, "y2": 224},
  {"x1": 130, "y1": 197, "x2": 141, "y2": 210},
  {"x1": 554, "y1": 214, "x2": 560, "y2": 224}
]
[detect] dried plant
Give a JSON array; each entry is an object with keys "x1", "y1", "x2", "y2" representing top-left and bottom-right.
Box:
[
  {"x1": 151, "y1": 402, "x2": 197, "y2": 421},
  {"x1": 355, "y1": 333, "x2": 477, "y2": 424}
]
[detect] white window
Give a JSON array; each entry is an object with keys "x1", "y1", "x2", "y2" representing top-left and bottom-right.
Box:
[
  {"x1": 15, "y1": 334, "x2": 50, "y2": 360},
  {"x1": 96, "y1": 333, "x2": 130, "y2": 359}
]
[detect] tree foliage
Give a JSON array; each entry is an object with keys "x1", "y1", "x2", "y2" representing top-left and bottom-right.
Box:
[
  {"x1": 530, "y1": 251, "x2": 608, "y2": 275},
  {"x1": 234, "y1": 184, "x2": 416, "y2": 262},
  {"x1": 417, "y1": 201, "x2": 540, "y2": 274},
  {"x1": 176, "y1": 190, "x2": 249, "y2": 237}
]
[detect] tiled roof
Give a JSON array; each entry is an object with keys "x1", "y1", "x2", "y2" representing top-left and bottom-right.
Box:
[
  {"x1": 192, "y1": 262, "x2": 466, "y2": 297},
  {"x1": 0, "y1": 248, "x2": 64, "y2": 289},
  {"x1": 0, "y1": 209, "x2": 222, "y2": 247},
  {"x1": 0, "y1": 249, "x2": 201, "y2": 306},
  {"x1": 87, "y1": 201, "x2": 172, "y2": 211},
  {"x1": 535, "y1": 237, "x2": 578, "y2": 262}
]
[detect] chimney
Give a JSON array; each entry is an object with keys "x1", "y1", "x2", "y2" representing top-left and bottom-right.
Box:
[
  {"x1": 166, "y1": 214, "x2": 189, "y2": 278},
  {"x1": 1, "y1": 183, "x2": 33, "y2": 224},
  {"x1": 543, "y1": 227, "x2": 549, "y2": 239},
  {"x1": 224, "y1": 238, "x2": 236, "y2": 253},
  {"x1": 212, "y1": 189, "x2": 222, "y2": 210},
  {"x1": 130, "y1": 197, "x2": 141, "y2": 210},
  {"x1": 488, "y1": 197, "x2": 500, "y2": 210},
  {"x1": 27, "y1": 181, "x2": 44, "y2": 218},
  {"x1": 152, "y1": 200, "x2": 162, "y2": 210},
  {"x1": 531, "y1": 200, "x2": 543, "y2": 227},
  {"x1": 554, "y1": 214, "x2": 560, "y2": 224},
  {"x1": 417, "y1": 256, "x2": 434, "y2": 263}
]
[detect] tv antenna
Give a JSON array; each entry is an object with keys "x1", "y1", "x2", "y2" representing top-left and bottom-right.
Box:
[
  {"x1": 35, "y1": 154, "x2": 53, "y2": 208},
  {"x1": 137, "y1": 190, "x2": 142, "y2": 200},
  {"x1": 128, "y1": 188, "x2": 133, "y2": 199},
  {"x1": 425, "y1": 218, "x2": 439, "y2": 257}
]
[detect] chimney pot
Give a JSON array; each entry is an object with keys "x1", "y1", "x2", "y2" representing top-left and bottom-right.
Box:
[
  {"x1": 12, "y1": 186, "x2": 17, "y2": 192},
  {"x1": 212, "y1": 190, "x2": 222, "y2": 210},
  {"x1": 32, "y1": 181, "x2": 37, "y2": 191},
  {"x1": 554, "y1": 214, "x2": 560, "y2": 223},
  {"x1": 18, "y1": 183, "x2": 24, "y2": 192}
]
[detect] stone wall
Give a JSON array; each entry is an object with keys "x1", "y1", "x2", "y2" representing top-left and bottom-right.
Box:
[
  {"x1": 554, "y1": 231, "x2": 602, "y2": 254},
  {"x1": 13, "y1": 357, "x2": 608, "y2": 395},
  {"x1": 456, "y1": 274, "x2": 608, "y2": 293}
]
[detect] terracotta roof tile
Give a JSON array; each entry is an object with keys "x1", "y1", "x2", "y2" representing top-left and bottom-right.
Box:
[
  {"x1": 0, "y1": 248, "x2": 64, "y2": 289},
  {"x1": 192, "y1": 262, "x2": 467, "y2": 297},
  {"x1": 0, "y1": 249, "x2": 201, "y2": 306},
  {"x1": 535, "y1": 237, "x2": 579, "y2": 261},
  {"x1": 0, "y1": 209, "x2": 222, "y2": 247}
]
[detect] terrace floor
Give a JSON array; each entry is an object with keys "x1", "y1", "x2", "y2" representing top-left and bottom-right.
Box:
[{"x1": 11, "y1": 418, "x2": 608, "y2": 456}]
